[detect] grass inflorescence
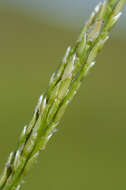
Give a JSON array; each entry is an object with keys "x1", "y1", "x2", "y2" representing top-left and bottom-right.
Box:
[{"x1": 0, "y1": 0, "x2": 125, "y2": 189}]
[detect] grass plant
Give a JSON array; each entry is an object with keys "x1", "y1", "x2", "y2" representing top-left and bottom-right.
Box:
[{"x1": 0, "y1": 0, "x2": 125, "y2": 189}]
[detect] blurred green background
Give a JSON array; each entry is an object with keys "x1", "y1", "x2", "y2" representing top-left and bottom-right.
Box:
[{"x1": 0, "y1": 1, "x2": 126, "y2": 190}]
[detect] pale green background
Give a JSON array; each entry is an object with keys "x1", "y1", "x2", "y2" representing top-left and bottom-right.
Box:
[{"x1": 0, "y1": 1, "x2": 126, "y2": 190}]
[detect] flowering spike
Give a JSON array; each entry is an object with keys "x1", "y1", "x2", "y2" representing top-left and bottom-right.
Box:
[{"x1": 0, "y1": 1, "x2": 125, "y2": 190}]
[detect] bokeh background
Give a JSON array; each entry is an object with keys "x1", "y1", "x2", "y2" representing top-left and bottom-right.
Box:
[{"x1": 0, "y1": 1, "x2": 126, "y2": 190}]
